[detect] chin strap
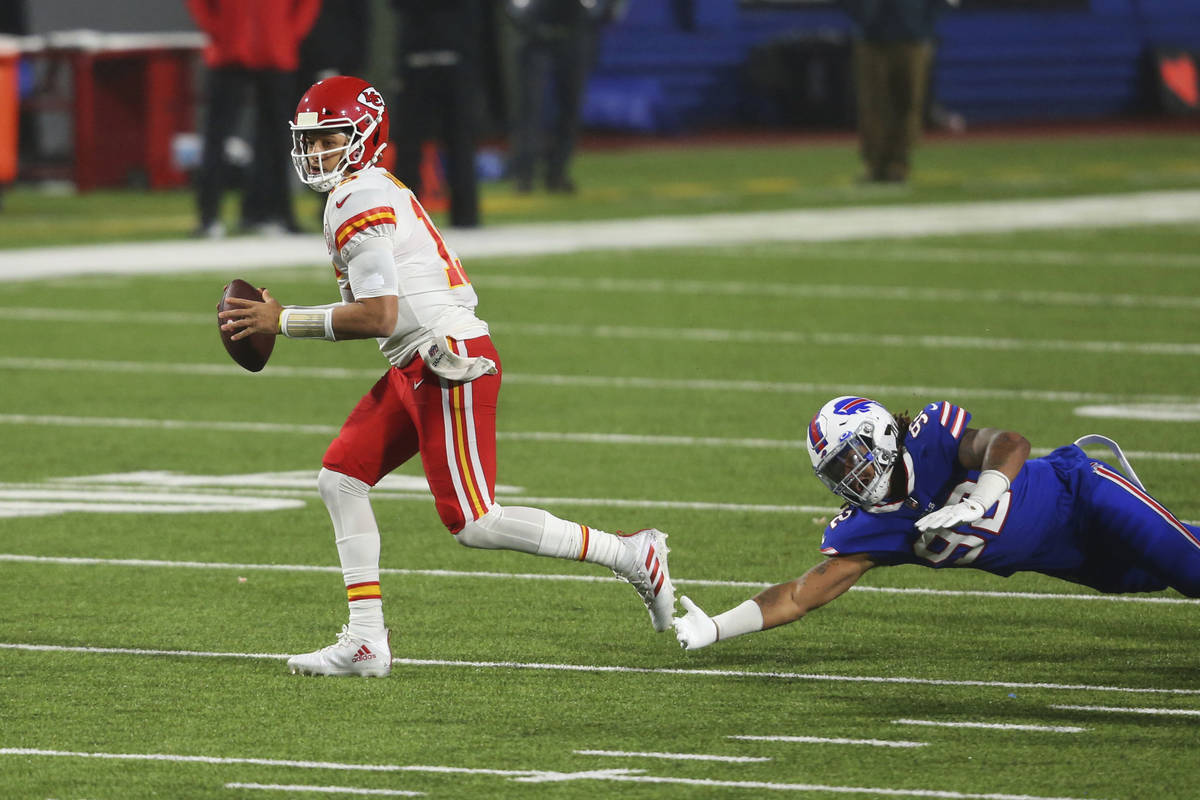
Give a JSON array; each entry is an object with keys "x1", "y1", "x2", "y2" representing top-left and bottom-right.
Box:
[{"x1": 1073, "y1": 435, "x2": 1145, "y2": 491}]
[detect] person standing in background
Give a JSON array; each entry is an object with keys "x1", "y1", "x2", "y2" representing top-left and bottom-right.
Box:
[
  {"x1": 842, "y1": 0, "x2": 952, "y2": 184},
  {"x1": 503, "y1": 0, "x2": 624, "y2": 194},
  {"x1": 390, "y1": 0, "x2": 483, "y2": 228},
  {"x1": 188, "y1": 0, "x2": 320, "y2": 237}
]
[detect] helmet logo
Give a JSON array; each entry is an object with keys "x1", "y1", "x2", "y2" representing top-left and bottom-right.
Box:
[
  {"x1": 357, "y1": 87, "x2": 385, "y2": 111},
  {"x1": 832, "y1": 397, "x2": 872, "y2": 416}
]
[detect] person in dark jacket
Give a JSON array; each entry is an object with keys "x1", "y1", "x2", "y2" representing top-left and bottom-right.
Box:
[
  {"x1": 503, "y1": 0, "x2": 619, "y2": 194},
  {"x1": 391, "y1": 0, "x2": 483, "y2": 228},
  {"x1": 188, "y1": 0, "x2": 320, "y2": 237},
  {"x1": 842, "y1": 0, "x2": 950, "y2": 183}
]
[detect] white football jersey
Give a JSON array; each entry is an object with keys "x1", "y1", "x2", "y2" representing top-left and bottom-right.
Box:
[{"x1": 322, "y1": 166, "x2": 487, "y2": 367}]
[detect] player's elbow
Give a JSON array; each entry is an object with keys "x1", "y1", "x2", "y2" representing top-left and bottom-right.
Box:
[{"x1": 995, "y1": 430, "x2": 1032, "y2": 459}]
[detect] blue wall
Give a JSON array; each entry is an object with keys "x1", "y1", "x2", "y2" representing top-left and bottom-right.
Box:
[{"x1": 583, "y1": 0, "x2": 1200, "y2": 132}]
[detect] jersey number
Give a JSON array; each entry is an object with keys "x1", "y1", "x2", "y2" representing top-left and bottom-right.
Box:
[
  {"x1": 409, "y1": 196, "x2": 471, "y2": 289},
  {"x1": 911, "y1": 479, "x2": 1011, "y2": 565}
]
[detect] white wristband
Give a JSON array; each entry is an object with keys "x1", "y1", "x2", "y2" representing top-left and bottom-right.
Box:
[
  {"x1": 280, "y1": 307, "x2": 336, "y2": 341},
  {"x1": 712, "y1": 600, "x2": 764, "y2": 642},
  {"x1": 970, "y1": 469, "x2": 1010, "y2": 510}
]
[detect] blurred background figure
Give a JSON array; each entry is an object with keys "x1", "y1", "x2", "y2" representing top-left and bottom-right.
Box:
[
  {"x1": 297, "y1": 0, "x2": 372, "y2": 95},
  {"x1": 502, "y1": 0, "x2": 624, "y2": 194},
  {"x1": 391, "y1": 0, "x2": 483, "y2": 228},
  {"x1": 842, "y1": 0, "x2": 953, "y2": 184},
  {"x1": 187, "y1": 0, "x2": 320, "y2": 238}
]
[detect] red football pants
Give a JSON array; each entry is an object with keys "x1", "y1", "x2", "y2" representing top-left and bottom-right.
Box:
[{"x1": 322, "y1": 336, "x2": 500, "y2": 533}]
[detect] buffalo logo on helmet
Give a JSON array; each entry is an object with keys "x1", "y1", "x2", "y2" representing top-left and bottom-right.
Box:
[{"x1": 832, "y1": 397, "x2": 873, "y2": 416}]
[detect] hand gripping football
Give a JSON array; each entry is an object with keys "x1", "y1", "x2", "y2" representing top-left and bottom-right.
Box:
[{"x1": 217, "y1": 279, "x2": 275, "y2": 372}]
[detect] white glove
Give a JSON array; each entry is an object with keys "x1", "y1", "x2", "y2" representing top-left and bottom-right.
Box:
[
  {"x1": 915, "y1": 469, "x2": 1010, "y2": 532},
  {"x1": 915, "y1": 497, "x2": 985, "y2": 531},
  {"x1": 673, "y1": 595, "x2": 718, "y2": 651}
]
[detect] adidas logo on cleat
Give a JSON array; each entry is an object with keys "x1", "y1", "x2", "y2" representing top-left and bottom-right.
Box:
[
  {"x1": 351, "y1": 645, "x2": 376, "y2": 663},
  {"x1": 645, "y1": 545, "x2": 665, "y2": 596}
]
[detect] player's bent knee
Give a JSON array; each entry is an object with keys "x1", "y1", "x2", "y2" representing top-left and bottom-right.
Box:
[
  {"x1": 454, "y1": 506, "x2": 505, "y2": 550},
  {"x1": 317, "y1": 467, "x2": 370, "y2": 507}
]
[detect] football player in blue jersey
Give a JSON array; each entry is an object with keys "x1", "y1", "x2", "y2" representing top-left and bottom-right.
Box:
[{"x1": 673, "y1": 396, "x2": 1200, "y2": 650}]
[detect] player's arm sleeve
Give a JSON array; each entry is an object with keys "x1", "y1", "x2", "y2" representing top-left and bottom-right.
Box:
[{"x1": 344, "y1": 238, "x2": 397, "y2": 299}]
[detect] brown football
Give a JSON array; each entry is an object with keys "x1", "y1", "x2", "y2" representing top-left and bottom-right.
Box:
[{"x1": 217, "y1": 279, "x2": 275, "y2": 373}]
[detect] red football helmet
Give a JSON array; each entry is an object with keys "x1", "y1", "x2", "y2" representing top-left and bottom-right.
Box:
[{"x1": 289, "y1": 75, "x2": 390, "y2": 192}]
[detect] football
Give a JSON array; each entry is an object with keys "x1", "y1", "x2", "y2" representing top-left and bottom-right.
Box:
[{"x1": 217, "y1": 279, "x2": 275, "y2": 372}]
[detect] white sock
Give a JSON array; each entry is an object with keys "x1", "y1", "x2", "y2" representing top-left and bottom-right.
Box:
[{"x1": 319, "y1": 468, "x2": 386, "y2": 640}]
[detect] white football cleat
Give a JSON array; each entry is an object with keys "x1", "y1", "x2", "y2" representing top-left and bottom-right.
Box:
[
  {"x1": 287, "y1": 625, "x2": 392, "y2": 677},
  {"x1": 614, "y1": 528, "x2": 675, "y2": 632}
]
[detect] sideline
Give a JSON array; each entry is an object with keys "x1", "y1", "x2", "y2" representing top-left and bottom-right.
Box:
[{"x1": 3, "y1": 189, "x2": 1199, "y2": 282}]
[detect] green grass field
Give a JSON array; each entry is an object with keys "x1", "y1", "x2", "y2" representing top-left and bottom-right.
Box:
[{"x1": 1, "y1": 131, "x2": 1199, "y2": 799}]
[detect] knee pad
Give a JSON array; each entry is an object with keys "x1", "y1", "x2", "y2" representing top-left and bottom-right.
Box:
[
  {"x1": 455, "y1": 506, "x2": 505, "y2": 549},
  {"x1": 455, "y1": 504, "x2": 542, "y2": 555},
  {"x1": 318, "y1": 467, "x2": 370, "y2": 507}
]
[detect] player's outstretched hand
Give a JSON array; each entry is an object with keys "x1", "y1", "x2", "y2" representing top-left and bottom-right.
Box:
[
  {"x1": 915, "y1": 497, "x2": 986, "y2": 532},
  {"x1": 673, "y1": 595, "x2": 718, "y2": 650}
]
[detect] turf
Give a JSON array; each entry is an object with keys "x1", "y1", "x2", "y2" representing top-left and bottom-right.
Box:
[{"x1": 0, "y1": 130, "x2": 1198, "y2": 799}]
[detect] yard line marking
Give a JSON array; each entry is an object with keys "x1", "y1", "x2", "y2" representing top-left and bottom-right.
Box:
[
  {"x1": 0, "y1": 413, "x2": 1181, "y2": 462},
  {"x1": 7, "y1": 189, "x2": 1199, "y2": 282},
  {"x1": 225, "y1": 783, "x2": 424, "y2": 797},
  {"x1": 481, "y1": 274, "x2": 1200, "y2": 311},
  {"x1": 3, "y1": 413, "x2": 1200, "y2": 463},
  {"x1": 779, "y1": 243, "x2": 1200, "y2": 271},
  {"x1": 0, "y1": 747, "x2": 542, "y2": 777},
  {"x1": 2, "y1": 357, "x2": 1195, "y2": 405},
  {"x1": 0, "y1": 413, "x2": 799, "y2": 450},
  {"x1": 0, "y1": 747, "x2": 1097, "y2": 800},
  {"x1": 574, "y1": 749, "x2": 770, "y2": 763},
  {"x1": 495, "y1": 322, "x2": 1200, "y2": 357},
  {"x1": 4, "y1": 553, "x2": 1198, "y2": 606},
  {"x1": 2, "y1": 643, "x2": 1198, "y2": 695},
  {"x1": 511, "y1": 770, "x2": 1106, "y2": 799},
  {"x1": 1049, "y1": 704, "x2": 1200, "y2": 717},
  {"x1": 730, "y1": 735, "x2": 927, "y2": 749},
  {"x1": 5, "y1": 308, "x2": 1195, "y2": 356},
  {"x1": 893, "y1": 719, "x2": 1087, "y2": 734}
]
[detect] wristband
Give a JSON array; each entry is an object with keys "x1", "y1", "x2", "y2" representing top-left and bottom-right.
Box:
[
  {"x1": 712, "y1": 600, "x2": 764, "y2": 642},
  {"x1": 970, "y1": 469, "x2": 1010, "y2": 510},
  {"x1": 280, "y1": 307, "x2": 336, "y2": 341}
]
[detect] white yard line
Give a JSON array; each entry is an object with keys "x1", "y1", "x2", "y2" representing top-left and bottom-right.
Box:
[
  {"x1": 225, "y1": 784, "x2": 424, "y2": 797},
  {"x1": 1049, "y1": 705, "x2": 1200, "y2": 717},
  {"x1": 574, "y1": 749, "x2": 771, "y2": 763},
  {"x1": 3, "y1": 413, "x2": 1199, "y2": 463},
  {"x1": 729, "y1": 735, "x2": 928, "y2": 749},
  {"x1": 2, "y1": 643, "x2": 1198, "y2": 695},
  {"x1": 479, "y1": 274, "x2": 1200, "y2": 311},
  {"x1": 0, "y1": 747, "x2": 1103, "y2": 800},
  {"x1": 1, "y1": 356, "x2": 1196, "y2": 405},
  {"x1": 892, "y1": 719, "x2": 1087, "y2": 734},
  {"x1": 4, "y1": 189, "x2": 1200, "y2": 282},
  {"x1": 6, "y1": 307, "x2": 1197, "y2": 355},
  {"x1": 3, "y1": 553, "x2": 1198, "y2": 606}
]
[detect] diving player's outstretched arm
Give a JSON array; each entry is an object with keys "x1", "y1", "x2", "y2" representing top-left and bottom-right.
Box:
[{"x1": 673, "y1": 553, "x2": 876, "y2": 650}]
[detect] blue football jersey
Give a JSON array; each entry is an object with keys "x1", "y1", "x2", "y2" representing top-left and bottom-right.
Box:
[{"x1": 819, "y1": 401, "x2": 1086, "y2": 577}]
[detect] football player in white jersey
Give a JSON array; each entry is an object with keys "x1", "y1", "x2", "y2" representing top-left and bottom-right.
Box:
[{"x1": 218, "y1": 76, "x2": 675, "y2": 677}]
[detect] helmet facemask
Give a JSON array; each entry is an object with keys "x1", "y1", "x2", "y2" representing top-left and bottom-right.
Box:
[
  {"x1": 290, "y1": 114, "x2": 385, "y2": 193},
  {"x1": 813, "y1": 419, "x2": 897, "y2": 507}
]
